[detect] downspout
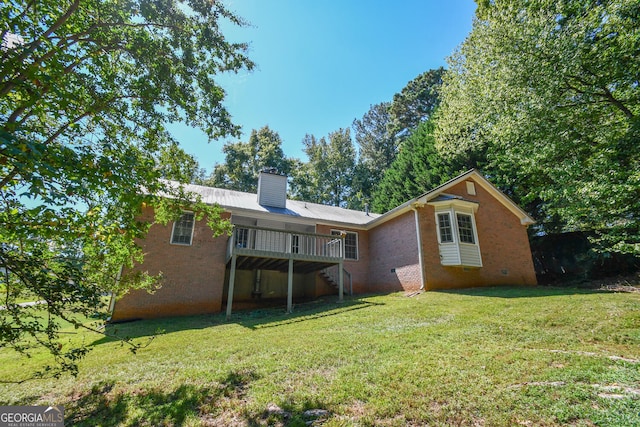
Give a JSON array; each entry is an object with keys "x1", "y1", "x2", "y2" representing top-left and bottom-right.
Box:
[{"x1": 411, "y1": 204, "x2": 425, "y2": 290}]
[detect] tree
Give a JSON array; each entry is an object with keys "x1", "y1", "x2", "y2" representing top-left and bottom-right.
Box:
[
  {"x1": 387, "y1": 67, "x2": 444, "y2": 140},
  {"x1": 371, "y1": 120, "x2": 464, "y2": 213},
  {"x1": 436, "y1": 0, "x2": 640, "y2": 252},
  {"x1": 205, "y1": 126, "x2": 293, "y2": 192},
  {"x1": 158, "y1": 144, "x2": 207, "y2": 184},
  {"x1": 290, "y1": 129, "x2": 356, "y2": 207},
  {"x1": 351, "y1": 102, "x2": 395, "y2": 210},
  {"x1": 1, "y1": 0, "x2": 252, "y2": 378}
]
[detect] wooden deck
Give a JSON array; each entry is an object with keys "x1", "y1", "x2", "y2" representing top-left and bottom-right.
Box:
[
  {"x1": 225, "y1": 225, "x2": 346, "y2": 318},
  {"x1": 226, "y1": 225, "x2": 344, "y2": 273}
]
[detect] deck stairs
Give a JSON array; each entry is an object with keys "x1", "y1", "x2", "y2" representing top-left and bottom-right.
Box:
[{"x1": 320, "y1": 266, "x2": 352, "y2": 296}]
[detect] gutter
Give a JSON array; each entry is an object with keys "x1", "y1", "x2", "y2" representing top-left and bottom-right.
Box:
[{"x1": 411, "y1": 204, "x2": 426, "y2": 290}]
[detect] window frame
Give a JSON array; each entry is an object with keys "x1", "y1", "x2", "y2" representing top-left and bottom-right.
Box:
[
  {"x1": 432, "y1": 199, "x2": 483, "y2": 268},
  {"x1": 235, "y1": 227, "x2": 249, "y2": 248},
  {"x1": 331, "y1": 229, "x2": 359, "y2": 261},
  {"x1": 456, "y1": 212, "x2": 476, "y2": 244},
  {"x1": 170, "y1": 211, "x2": 195, "y2": 246},
  {"x1": 436, "y1": 212, "x2": 454, "y2": 244}
]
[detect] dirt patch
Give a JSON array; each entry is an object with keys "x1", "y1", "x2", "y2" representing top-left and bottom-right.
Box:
[
  {"x1": 592, "y1": 384, "x2": 640, "y2": 399},
  {"x1": 547, "y1": 349, "x2": 640, "y2": 364},
  {"x1": 588, "y1": 273, "x2": 640, "y2": 293}
]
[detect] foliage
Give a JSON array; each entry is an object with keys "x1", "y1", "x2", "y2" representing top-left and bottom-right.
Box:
[
  {"x1": 290, "y1": 129, "x2": 356, "y2": 208},
  {"x1": 436, "y1": 0, "x2": 640, "y2": 252},
  {"x1": 349, "y1": 69, "x2": 446, "y2": 211},
  {"x1": 157, "y1": 144, "x2": 207, "y2": 184},
  {"x1": 371, "y1": 120, "x2": 467, "y2": 213},
  {"x1": 198, "y1": 69, "x2": 447, "y2": 213},
  {"x1": 387, "y1": 67, "x2": 444, "y2": 140},
  {"x1": 1, "y1": 287, "x2": 638, "y2": 425},
  {"x1": 350, "y1": 102, "x2": 395, "y2": 210},
  {"x1": 0, "y1": 0, "x2": 252, "y2": 376},
  {"x1": 205, "y1": 126, "x2": 293, "y2": 192}
]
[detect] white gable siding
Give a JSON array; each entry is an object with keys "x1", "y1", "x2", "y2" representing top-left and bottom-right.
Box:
[
  {"x1": 459, "y1": 244, "x2": 482, "y2": 267},
  {"x1": 439, "y1": 243, "x2": 461, "y2": 265}
]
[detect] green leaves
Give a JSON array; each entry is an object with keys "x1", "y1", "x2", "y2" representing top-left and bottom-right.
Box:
[
  {"x1": 1, "y1": 0, "x2": 252, "y2": 375},
  {"x1": 205, "y1": 126, "x2": 294, "y2": 193},
  {"x1": 436, "y1": 0, "x2": 640, "y2": 252}
]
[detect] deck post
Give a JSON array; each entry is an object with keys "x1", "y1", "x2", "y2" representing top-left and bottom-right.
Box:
[
  {"x1": 226, "y1": 253, "x2": 237, "y2": 320},
  {"x1": 287, "y1": 257, "x2": 294, "y2": 313}
]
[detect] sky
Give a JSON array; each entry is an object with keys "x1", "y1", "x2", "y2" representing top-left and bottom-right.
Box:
[{"x1": 170, "y1": 0, "x2": 477, "y2": 173}]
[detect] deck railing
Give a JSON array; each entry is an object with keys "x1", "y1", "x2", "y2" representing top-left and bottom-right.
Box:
[
  {"x1": 322, "y1": 265, "x2": 353, "y2": 296},
  {"x1": 226, "y1": 225, "x2": 344, "y2": 261}
]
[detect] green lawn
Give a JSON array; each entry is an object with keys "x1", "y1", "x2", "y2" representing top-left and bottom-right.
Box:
[{"x1": 1, "y1": 286, "x2": 639, "y2": 426}]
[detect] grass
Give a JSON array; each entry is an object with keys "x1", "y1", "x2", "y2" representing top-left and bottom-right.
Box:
[
  {"x1": 0, "y1": 283, "x2": 40, "y2": 304},
  {"x1": 0, "y1": 285, "x2": 639, "y2": 426}
]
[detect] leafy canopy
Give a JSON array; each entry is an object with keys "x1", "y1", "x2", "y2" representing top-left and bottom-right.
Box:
[
  {"x1": 205, "y1": 126, "x2": 293, "y2": 192},
  {"x1": 290, "y1": 129, "x2": 356, "y2": 208},
  {"x1": 372, "y1": 120, "x2": 466, "y2": 213},
  {"x1": 436, "y1": 0, "x2": 640, "y2": 252},
  {"x1": 0, "y1": 0, "x2": 252, "y2": 378}
]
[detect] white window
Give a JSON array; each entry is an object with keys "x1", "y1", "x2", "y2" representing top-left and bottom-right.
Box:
[
  {"x1": 331, "y1": 230, "x2": 359, "y2": 260},
  {"x1": 437, "y1": 213, "x2": 454, "y2": 243},
  {"x1": 432, "y1": 201, "x2": 482, "y2": 267},
  {"x1": 456, "y1": 213, "x2": 475, "y2": 244},
  {"x1": 170, "y1": 212, "x2": 194, "y2": 245},
  {"x1": 235, "y1": 227, "x2": 249, "y2": 248}
]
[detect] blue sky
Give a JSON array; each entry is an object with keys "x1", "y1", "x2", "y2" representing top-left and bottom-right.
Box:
[{"x1": 171, "y1": 0, "x2": 477, "y2": 173}]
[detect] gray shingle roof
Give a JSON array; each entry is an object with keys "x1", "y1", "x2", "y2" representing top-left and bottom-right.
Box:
[{"x1": 181, "y1": 182, "x2": 380, "y2": 227}]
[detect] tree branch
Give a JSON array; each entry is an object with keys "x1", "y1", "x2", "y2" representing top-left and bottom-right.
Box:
[
  {"x1": 566, "y1": 73, "x2": 635, "y2": 119},
  {"x1": 0, "y1": 0, "x2": 81, "y2": 97}
]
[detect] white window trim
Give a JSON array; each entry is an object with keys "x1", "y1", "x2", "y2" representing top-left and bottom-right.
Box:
[
  {"x1": 436, "y1": 212, "x2": 455, "y2": 244},
  {"x1": 455, "y1": 212, "x2": 479, "y2": 245},
  {"x1": 432, "y1": 200, "x2": 482, "y2": 268},
  {"x1": 331, "y1": 229, "x2": 359, "y2": 261},
  {"x1": 170, "y1": 211, "x2": 195, "y2": 246}
]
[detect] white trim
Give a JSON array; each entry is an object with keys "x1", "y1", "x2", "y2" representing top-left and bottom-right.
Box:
[
  {"x1": 170, "y1": 211, "x2": 195, "y2": 246},
  {"x1": 455, "y1": 212, "x2": 476, "y2": 244},
  {"x1": 229, "y1": 207, "x2": 370, "y2": 230},
  {"x1": 466, "y1": 181, "x2": 476, "y2": 195},
  {"x1": 331, "y1": 229, "x2": 359, "y2": 261},
  {"x1": 368, "y1": 169, "x2": 535, "y2": 228},
  {"x1": 436, "y1": 212, "x2": 454, "y2": 244},
  {"x1": 433, "y1": 204, "x2": 483, "y2": 268}
]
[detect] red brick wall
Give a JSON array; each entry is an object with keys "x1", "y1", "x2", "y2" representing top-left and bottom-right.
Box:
[
  {"x1": 367, "y1": 211, "x2": 422, "y2": 293},
  {"x1": 111, "y1": 207, "x2": 230, "y2": 321},
  {"x1": 420, "y1": 180, "x2": 537, "y2": 289},
  {"x1": 315, "y1": 224, "x2": 370, "y2": 294}
]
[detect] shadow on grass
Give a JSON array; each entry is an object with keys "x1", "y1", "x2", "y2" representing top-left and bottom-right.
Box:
[
  {"x1": 436, "y1": 284, "x2": 610, "y2": 299},
  {"x1": 94, "y1": 296, "x2": 382, "y2": 344},
  {"x1": 237, "y1": 296, "x2": 384, "y2": 330},
  {"x1": 65, "y1": 368, "x2": 331, "y2": 426}
]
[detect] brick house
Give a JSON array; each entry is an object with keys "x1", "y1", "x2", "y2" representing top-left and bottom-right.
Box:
[{"x1": 110, "y1": 169, "x2": 537, "y2": 321}]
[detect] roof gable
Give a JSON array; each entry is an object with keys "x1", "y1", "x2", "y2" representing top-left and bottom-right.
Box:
[{"x1": 369, "y1": 169, "x2": 535, "y2": 228}]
